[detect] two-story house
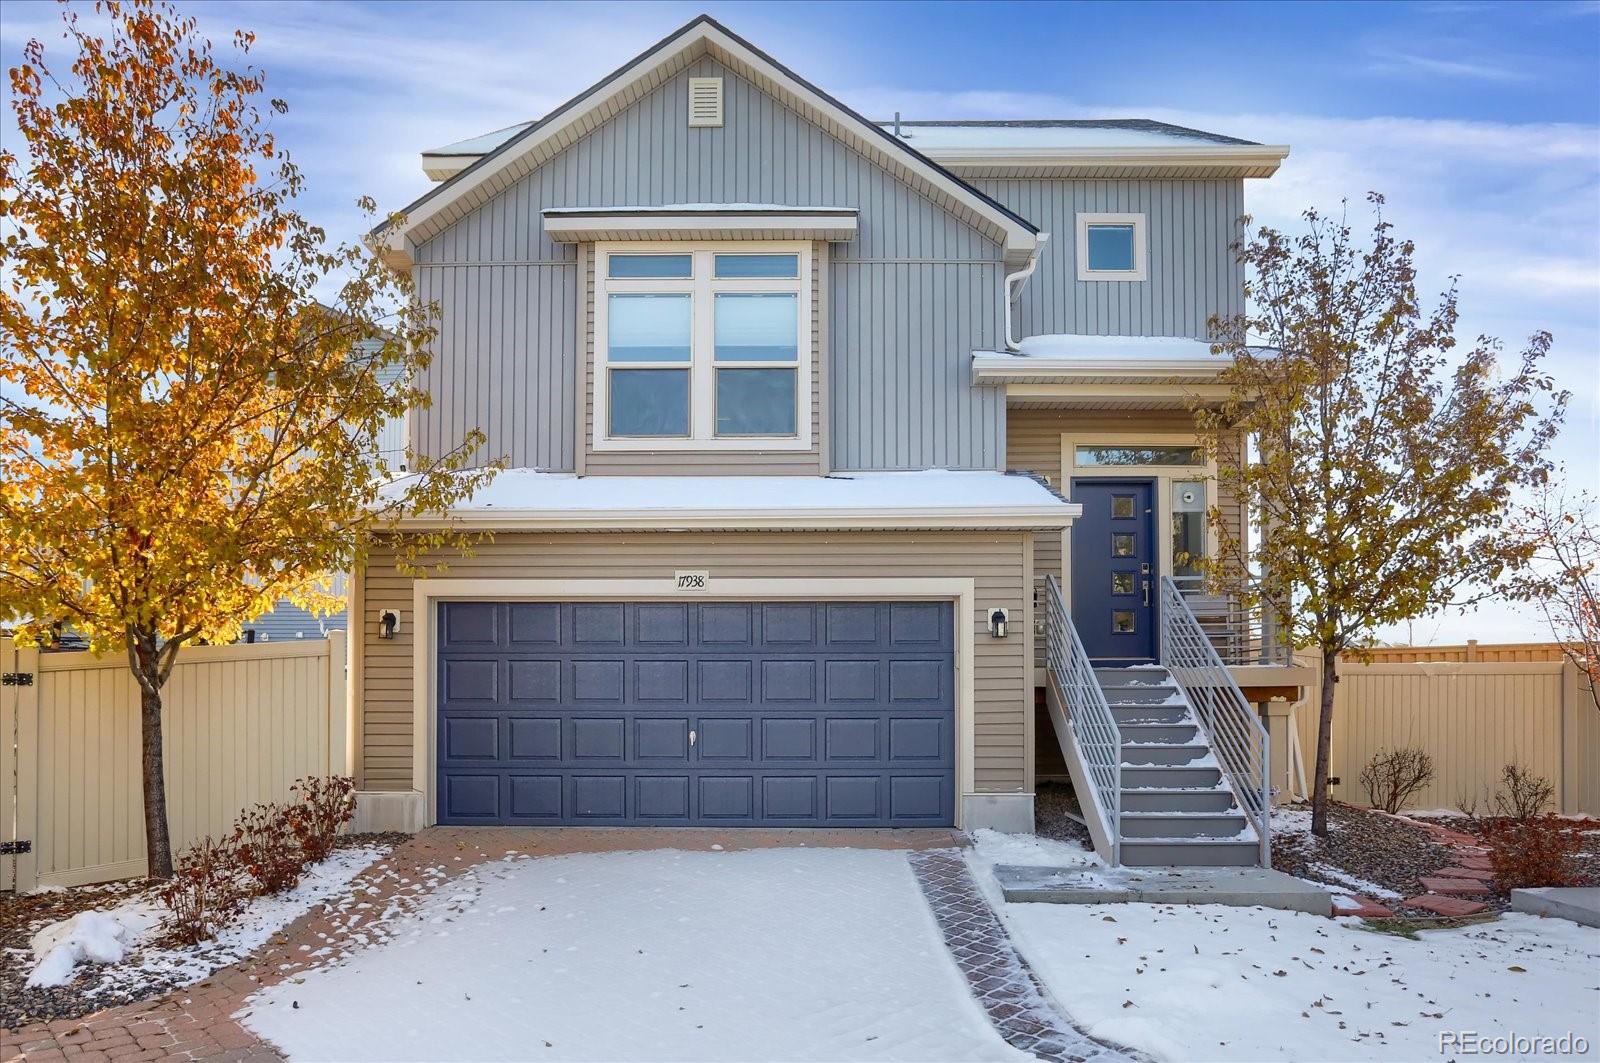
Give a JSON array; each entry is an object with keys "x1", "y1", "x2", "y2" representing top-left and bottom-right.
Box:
[{"x1": 353, "y1": 15, "x2": 1304, "y2": 867}]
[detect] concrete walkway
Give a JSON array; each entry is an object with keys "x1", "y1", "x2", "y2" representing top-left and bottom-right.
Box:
[
  {"x1": 994, "y1": 863, "x2": 1334, "y2": 916},
  {"x1": 1512, "y1": 887, "x2": 1600, "y2": 928}
]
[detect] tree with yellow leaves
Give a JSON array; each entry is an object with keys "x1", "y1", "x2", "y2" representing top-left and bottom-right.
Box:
[
  {"x1": 1, "y1": 1, "x2": 495, "y2": 877},
  {"x1": 1198, "y1": 194, "x2": 1566, "y2": 838}
]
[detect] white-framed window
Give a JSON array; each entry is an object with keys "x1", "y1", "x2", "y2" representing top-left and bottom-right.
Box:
[
  {"x1": 593, "y1": 242, "x2": 812, "y2": 451},
  {"x1": 1076, "y1": 212, "x2": 1147, "y2": 281}
]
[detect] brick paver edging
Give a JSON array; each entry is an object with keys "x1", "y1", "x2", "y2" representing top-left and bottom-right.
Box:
[{"x1": 908, "y1": 850, "x2": 1131, "y2": 1063}]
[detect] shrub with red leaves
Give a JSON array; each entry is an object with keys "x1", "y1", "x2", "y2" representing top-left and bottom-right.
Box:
[
  {"x1": 287, "y1": 775, "x2": 356, "y2": 863},
  {"x1": 232, "y1": 801, "x2": 304, "y2": 896},
  {"x1": 1484, "y1": 814, "x2": 1583, "y2": 892},
  {"x1": 157, "y1": 836, "x2": 246, "y2": 945}
]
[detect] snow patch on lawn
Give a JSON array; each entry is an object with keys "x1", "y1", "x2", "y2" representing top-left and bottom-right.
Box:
[
  {"x1": 242, "y1": 847, "x2": 1025, "y2": 1062},
  {"x1": 1306, "y1": 862, "x2": 1403, "y2": 902},
  {"x1": 27, "y1": 906, "x2": 163, "y2": 987},
  {"x1": 985, "y1": 895, "x2": 1599, "y2": 1061},
  {"x1": 26, "y1": 846, "x2": 384, "y2": 995}
]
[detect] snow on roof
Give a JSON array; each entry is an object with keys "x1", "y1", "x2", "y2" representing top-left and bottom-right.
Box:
[
  {"x1": 423, "y1": 122, "x2": 534, "y2": 157},
  {"x1": 386, "y1": 469, "x2": 1073, "y2": 528},
  {"x1": 423, "y1": 118, "x2": 1255, "y2": 164},
  {"x1": 878, "y1": 119, "x2": 1259, "y2": 151},
  {"x1": 1012, "y1": 334, "x2": 1221, "y2": 362}
]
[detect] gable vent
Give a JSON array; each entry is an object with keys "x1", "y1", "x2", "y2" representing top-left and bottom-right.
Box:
[{"x1": 687, "y1": 77, "x2": 723, "y2": 128}]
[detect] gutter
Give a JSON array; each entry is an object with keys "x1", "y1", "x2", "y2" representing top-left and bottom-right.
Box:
[{"x1": 1002, "y1": 233, "x2": 1049, "y2": 352}]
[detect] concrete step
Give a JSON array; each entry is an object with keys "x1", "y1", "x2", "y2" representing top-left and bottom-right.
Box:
[
  {"x1": 1100, "y1": 685, "x2": 1184, "y2": 706},
  {"x1": 1120, "y1": 787, "x2": 1238, "y2": 814},
  {"x1": 1119, "y1": 812, "x2": 1248, "y2": 839},
  {"x1": 1112, "y1": 704, "x2": 1190, "y2": 726},
  {"x1": 1116, "y1": 722, "x2": 1199, "y2": 745},
  {"x1": 1121, "y1": 838, "x2": 1262, "y2": 867},
  {"x1": 1094, "y1": 665, "x2": 1171, "y2": 686},
  {"x1": 1121, "y1": 742, "x2": 1214, "y2": 767},
  {"x1": 1121, "y1": 764, "x2": 1224, "y2": 790}
]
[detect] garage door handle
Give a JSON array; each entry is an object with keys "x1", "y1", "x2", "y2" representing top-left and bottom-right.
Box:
[{"x1": 689, "y1": 729, "x2": 697, "y2": 747}]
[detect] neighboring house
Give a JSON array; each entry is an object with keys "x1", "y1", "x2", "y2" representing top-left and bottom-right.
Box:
[
  {"x1": 246, "y1": 340, "x2": 407, "y2": 641},
  {"x1": 355, "y1": 15, "x2": 1309, "y2": 865}
]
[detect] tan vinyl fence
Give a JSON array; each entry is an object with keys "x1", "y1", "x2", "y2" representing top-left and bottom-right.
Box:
[
  {"x1": 1288, "y1": 645, "x2": 1599, "y2": 816},
  {"x1": 1, "y1": 633, "x2": 348, "y2": 892}
]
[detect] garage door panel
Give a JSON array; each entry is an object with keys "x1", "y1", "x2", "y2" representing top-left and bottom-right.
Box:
[
  {"x1": 437, "y1": 602, "x2": 954, "y2": 826},
  {"x1": 510, "y1": 775, "x2": 562, "y2": 817},
  {"x1": 509, "y1": 660, "x2": 561, "y2": 701},
  {"x1": 508, "y1": 717, "x2": 561, "y2": 759}
]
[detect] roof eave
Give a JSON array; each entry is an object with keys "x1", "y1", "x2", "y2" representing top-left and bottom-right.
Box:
[
  {"x1": 929, "y1": 144, "x2": 1291, "y2": 178},
  {"x1": 970, "y1": 354, "x2": 1231, "y2": 385}
]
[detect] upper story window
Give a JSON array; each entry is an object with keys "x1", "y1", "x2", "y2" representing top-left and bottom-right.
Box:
[
  {"x1": 594, "y1": 244, "x2": 811, "y2": 452},
  {"x1": 1076, "y1": 212, "x2": 1147, "y2": 282}
]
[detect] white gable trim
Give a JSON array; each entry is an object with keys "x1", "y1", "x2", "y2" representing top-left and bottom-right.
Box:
[{"x1": 375, "y1": 17, "x2": 1038, "y2": 271}]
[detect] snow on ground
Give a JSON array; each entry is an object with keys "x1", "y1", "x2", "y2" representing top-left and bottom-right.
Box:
[
  {"x1": 27, "y1": 904, "x2": 165, "y2": 987},
  {"x1": 242, "y1": 847, "x2": 1025, "y2": 1063},
  {"x1": 26, "y1": 846, "x2": 384, "y2": 996},
  {"x1": 1306, "y1": 863, "x2": 1402, "y2": 902},
  {"x1": 966, "y1": 832, "x2": 1600, "y2": 1061}
]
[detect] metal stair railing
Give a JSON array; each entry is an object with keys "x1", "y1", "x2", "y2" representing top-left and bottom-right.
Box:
[
  {"x1": 1159, "y1": 576, "x2": 1272, "y2": 865},
  {"x1": 1043, "y1": 575, "x2": 1120, "y2": 861}
]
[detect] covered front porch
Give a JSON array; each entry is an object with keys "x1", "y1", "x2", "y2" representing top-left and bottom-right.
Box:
[{"x1": 981, "y1": 335, "x2": 1313, "y2": 867}]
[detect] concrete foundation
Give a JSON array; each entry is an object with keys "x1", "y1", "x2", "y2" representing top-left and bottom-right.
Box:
[{"x1": 1511, "y1": 887, "x2": 1600, "y2": 928}]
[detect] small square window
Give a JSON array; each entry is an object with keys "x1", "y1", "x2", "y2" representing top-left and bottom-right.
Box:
[
  {"x1": 1112, "y1": 572, "x2": 1135, "y2": 595},
  {"x1": 1111, "y1": 494, "x2": 1135, "y2": 519},
  {"x1": 1077, "y1": 213, "x2": 1146, "y2": 281},
  {"x1": 1112, "y1": 610, "x2": 1136, "y2": 634},
  {"x1": 1112, "y1": 533, "x2": 1135, "y2": 557},
  {"x1": 1087, "y1": 225, "x2": 1135, "y2": 271}
]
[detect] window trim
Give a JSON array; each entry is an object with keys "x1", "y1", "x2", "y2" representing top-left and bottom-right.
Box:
[
  {"x1": 593, "y1": 241, "x2": 812, "y2": 452},
  {"x1": 1076, "y1": 212, "x2": 1148, "y2": 282}
]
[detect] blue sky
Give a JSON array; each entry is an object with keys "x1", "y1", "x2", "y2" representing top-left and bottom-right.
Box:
[{"x1": 3, "y1": 0, "x2": 1597, "y2": 643}]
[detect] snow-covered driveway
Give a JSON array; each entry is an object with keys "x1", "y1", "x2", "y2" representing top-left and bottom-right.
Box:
[{"x1": 241, "y1": 846, "x2": 1025, "y2": 1062}]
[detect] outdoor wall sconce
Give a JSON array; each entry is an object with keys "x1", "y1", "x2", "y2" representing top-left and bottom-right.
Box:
[
  {"x1": 377, "y1": 609, "x2": 401, "y2": 640},
  {"x1": 989, "y1": 607, "x2": 1009, "y2": 638}
]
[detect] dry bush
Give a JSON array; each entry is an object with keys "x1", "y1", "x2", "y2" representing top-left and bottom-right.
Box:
[
  {"x1": 157, "y1": 837, "x2": 246, "y2": 945},
  {"x1": 287, "y1": 775, "x2": 356, "y2": 863},
  {"x1": 1484, "y1": 815, "x2": 1582, "y2": 892},
  {"x1": 232, "y1": 802, "x2": 304, "y2": 896},
  {"x1": 1359, "y1": 747, "x2": 1436, "y2": 813},
  {"x1": 1492, "y1": 763, "x2": 1556, "y2": 821}
]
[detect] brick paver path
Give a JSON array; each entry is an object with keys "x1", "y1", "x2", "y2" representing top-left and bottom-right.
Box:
[
  {"x1": 2, "y1": 827, "x2": 965, "y2": 1062},
  {"x1": 909, "y1": 850, "x2": 1130, "y2": 1063}
]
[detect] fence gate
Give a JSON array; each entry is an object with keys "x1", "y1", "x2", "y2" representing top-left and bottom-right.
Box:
[{"x1": 1, "y1": 639, "x2": 40, "y2": 892}]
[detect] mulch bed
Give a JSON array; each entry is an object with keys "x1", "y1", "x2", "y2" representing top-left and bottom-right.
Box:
[
  {"x1": 1271, "y1": 802, "x2": 1473, "y2": 913},
  {"x1": 0, "y1": 832, "x2": 404, "y2": 1031},
  {"x1": 1033, "y1": 781, "x2": 1095, "y2": 852}
]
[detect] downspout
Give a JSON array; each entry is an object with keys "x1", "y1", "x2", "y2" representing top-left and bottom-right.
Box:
[{"x1": 1002, "y1": 233, "x2": 1049, "y2": 351}]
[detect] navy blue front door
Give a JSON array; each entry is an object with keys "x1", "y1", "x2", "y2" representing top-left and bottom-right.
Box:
[
  {"x1": 435, "y1": 601, "x2": 955, "y2": 826},
  {"x1": 1071, "y1": 479, "x2": 1157, "y2": 662}
]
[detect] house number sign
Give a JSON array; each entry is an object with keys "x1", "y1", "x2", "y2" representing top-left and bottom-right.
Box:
[{"x1": 674, "y1": 570, "x2": 709, "y2": 592}]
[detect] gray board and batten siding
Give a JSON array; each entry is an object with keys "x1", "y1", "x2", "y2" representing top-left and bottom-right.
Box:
[{"x1": 408, "y1": 56, "x2": 1249, "y2": 476}]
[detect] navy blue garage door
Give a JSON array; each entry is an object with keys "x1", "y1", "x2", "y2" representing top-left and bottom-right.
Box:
[{"x1": 436, "y1": 600, "x2": 955, "y2": 826}]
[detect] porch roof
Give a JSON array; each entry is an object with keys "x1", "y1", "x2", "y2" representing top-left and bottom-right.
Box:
[{"x1": 387, "y1": 468, "x2": 1079, "y2": 531}]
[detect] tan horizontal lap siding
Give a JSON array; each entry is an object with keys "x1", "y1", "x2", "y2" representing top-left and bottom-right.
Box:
[
  {"x1": 357, "y1": 530, "x2": 1030, "y2": 796},
  {"x1": 581, "y1": 243, "x2": 824, "y2": 475}
]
